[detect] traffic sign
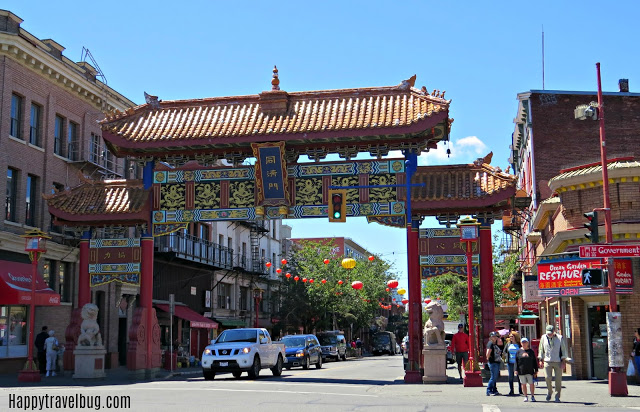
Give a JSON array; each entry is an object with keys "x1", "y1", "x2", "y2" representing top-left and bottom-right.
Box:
[
  {"x1": 579, "y1": 244, "x2": 640, "y2": 258},
  {"x1": 581, "y1": 268, "x2": 607, "y2": 287}
]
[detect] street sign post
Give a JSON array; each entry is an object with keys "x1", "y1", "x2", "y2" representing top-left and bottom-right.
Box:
[{"x1": 579, "y1": 244, "x2": 640, "y2": 259}]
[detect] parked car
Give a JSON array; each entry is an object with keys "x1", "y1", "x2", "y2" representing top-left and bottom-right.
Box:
[
  {"x1": 281, "y1": 334, "x2": 322, "y2": 370},
  {"x1": 317, "y1": 331, "x2": 347, "y2": 361},
  {"x1": 401, "y1": 335, "x2": 408, "y2": 354},
  {"x1": 445, "y1": 339, "x2": 455, "y2": 364},
  {"x1": 201, "y1": 328, "x2": 286, "y2": 380},
  {"x1": 372, "y1": 331, "x2": 397, "y2": 355}
]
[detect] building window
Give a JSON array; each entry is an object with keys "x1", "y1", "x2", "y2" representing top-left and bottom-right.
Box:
[
  {"x1": 239, "y1": 287, "x2": 248, "y2": 311},
  {"x1": 10, "y1": 94, "x2": 23, "y2": 139},
  {"x1": 42, "y1": 260, "x2": 55, "y2": 290},
  {"x1": 67, "y1": 122, "x2": 78, "y2": 161},
  {"x1": 218, "y1": 234, "x2": 224, "y2": 246},
  {"x1": 199, "y1": 224, "x2": 210, "y2": 241},
  {"x1": 25, "y1": 175, "x2": 37, "y2": 226},
  {"x1": 58, "y1": 262, "x2": 70, "y2": 302},
  {"x1": 217, "y1": 283, "x2": 231, "y2": 309},
  {"x1": 5, "y1": 168, "x2": 18, "y2": 222},
  {"x1": 54, "y1": 115, "x2": 65, "y2": 156},
  {"x1": 29, "y1": 104, "x2": 42, "y2": 146},
  {"x1": 90, "y1": 132, "x2": 100, "y2": 164},
  {"x1": 0, "y1": 306, "x2": 28, "y2": 358}
]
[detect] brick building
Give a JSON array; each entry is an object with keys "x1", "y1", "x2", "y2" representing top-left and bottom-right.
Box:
[
  {"x1": 0, "y1": 10, "x2": 135, "y2": 373},
  {"x1": 509, "y1": 85, "x2": 640, "y2": 380}
]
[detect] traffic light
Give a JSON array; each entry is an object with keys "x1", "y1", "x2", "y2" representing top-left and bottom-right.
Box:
[
  {"x1": 581, "y1": 268, "x2": 608, "y2": 287},
  {"x1": 584, "y1": 211, "x2": 599, "y2": 243},
  {"x1": 328, "y1": 189, "x2": 347, "y2": 222}
]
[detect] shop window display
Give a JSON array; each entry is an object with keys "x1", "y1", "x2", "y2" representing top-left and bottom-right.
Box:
[{"x1": 0, "y1": 306, "x2": 28, "y2": 358}]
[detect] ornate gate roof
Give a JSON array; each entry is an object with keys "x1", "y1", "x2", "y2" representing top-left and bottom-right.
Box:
[{"x1": 100, "y1": 72, "x2": 451, "y2": 163}]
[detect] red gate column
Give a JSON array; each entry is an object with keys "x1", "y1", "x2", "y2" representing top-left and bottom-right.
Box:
[
  {"x1": 479, "y1": 222, "x2": 495, "y2": 359},
  {"x1": 78, "y1": 234, "x2": 90, "y2": 308},
  {"x1": 65, "y1": 230, "x2": 91, "y2": 371},
  {"x1": 404, "y1": 218, "x2": 422, "y2": 383}
]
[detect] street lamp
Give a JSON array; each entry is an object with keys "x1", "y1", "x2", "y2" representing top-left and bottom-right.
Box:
[
  {"x1": 18, "y1": 229, "x2": 50, "y2": 383},
  {"x1": 457, "y1": 217, "x2": 483, "y2": 387},
  {"x1": 253, "y1": 288, "x2": 263, "y2": 328}
]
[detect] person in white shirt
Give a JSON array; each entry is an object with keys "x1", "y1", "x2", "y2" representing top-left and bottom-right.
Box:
[
  {"x1": 44, "y1": 330, "x2": 59, "y2": 377},
  {"x1": 537, "y1": 325, "x2": 569, "y2": 402}
]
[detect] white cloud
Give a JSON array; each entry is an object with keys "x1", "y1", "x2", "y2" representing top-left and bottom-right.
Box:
[{"x1": 417, "y1": 135, "x2": 489, "y2": 166}]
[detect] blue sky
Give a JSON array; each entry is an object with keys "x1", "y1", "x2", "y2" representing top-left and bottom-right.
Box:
[{"x1": 7, "y1": 1, "x2": 639, "y2": 294}]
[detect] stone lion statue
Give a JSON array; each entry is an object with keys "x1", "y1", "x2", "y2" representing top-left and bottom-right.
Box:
[
  {"x1": 78, "y1": 303, "x2": 103, "y2": 347},
  {"x1": 423, "y1": 301, "x2": 445, "y2": 346}
]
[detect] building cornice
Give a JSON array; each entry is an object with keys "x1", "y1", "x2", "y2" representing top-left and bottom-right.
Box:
[
  {"x1": 531, "y1": 197, "x2": 560, "y2": 230},
  {"x1": 0, "y1": 31, "x2": 135, "y2": 112},
  {"x1": 541, "y1": 222, "x2": 640, "y2": 257},
  {"x1": 549, "y1": 161, "x2": 640, "y2": 193}
]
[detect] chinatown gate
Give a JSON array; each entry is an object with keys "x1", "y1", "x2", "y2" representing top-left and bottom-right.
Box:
[{"x1": 46, "y1": 71, "x2": 516, "y2": 381}]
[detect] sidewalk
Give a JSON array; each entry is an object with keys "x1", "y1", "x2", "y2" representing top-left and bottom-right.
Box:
[{"x1": 0, "y1": 366, "x2": 202, "y2": 388}]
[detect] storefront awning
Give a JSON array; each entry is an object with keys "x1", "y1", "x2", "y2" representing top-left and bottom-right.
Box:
[
  {"x1": 155, "y1": 304, "x2": 218, "y2": 329},
  {"x1": 0, "y1": 261, "x2": 60, "y2": 306}
]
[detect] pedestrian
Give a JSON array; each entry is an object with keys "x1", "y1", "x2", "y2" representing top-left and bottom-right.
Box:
[
  {"x1": 538, "y1": 325, "x2": 568, "y2": 402},
  {"x1": 516, "y1": 337, "x2": 538, "y2": 402},
  {"x1": 485, "y1": 331, "x2": 502, "y2": 396},
  {"x1": 631, "y1": 328, "x2": 640, "y2": 384},
  {"x1": 451, "y1": 323, "x2": 469, "y2": 380},
  {"x1": 44, "y1": 330, "x2": 59, "y2": 377},
  {"x1": 507, "y1": 331, "x2": 523, "y2": 396},
  {"x1": 356, "y1": 338, "x2": 362, "y2": 357},
  {"x1": 34, "y1": 326, "x2": 48, "y2": 375}
]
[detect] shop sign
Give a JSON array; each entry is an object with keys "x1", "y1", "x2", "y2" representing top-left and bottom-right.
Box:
[
  {"x1": 521, "y1": 301, "x2": 539, "y2": 313},
  {"x1": 579, "y1": 244, "x2": 640, "y2": 258},
  {"x1": 536, "y1": 255, "x2": 633, "y2": 297}
]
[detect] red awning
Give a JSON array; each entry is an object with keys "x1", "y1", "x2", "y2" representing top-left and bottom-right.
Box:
[
  {"x1": 155, "y1": 304, "x2": 218, "y2": 329},
  {"x1": 0, "y1": 261, "x2": 61, "y2": 306}
]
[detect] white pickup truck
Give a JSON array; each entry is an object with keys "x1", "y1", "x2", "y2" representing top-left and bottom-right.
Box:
[{"x1": 201, "y1": 328, "x2": 286, "y2": 380}]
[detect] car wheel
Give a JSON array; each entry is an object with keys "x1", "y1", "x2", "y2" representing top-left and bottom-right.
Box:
[
  {"x1": 270, "y1": 355, "x2": 283, "y2": 376},
  {"x1": 302, "y1": 356, "x2": 310, "y2": 370},
  {"x1": 316, "y1": 355, "x2": 322, "y2": 369},
  {"x1": 232, "y1": 371, "x2": 242, "y2": 379},
  {"x1": 247, "y1": 355, "x2": 261, "y2": 379},
  {"x1": 341, "y1": 352, "x2": 347, "y2": 361},
  {"x1": 203, "y1": 370, "x2": 215, "y2": 381}
]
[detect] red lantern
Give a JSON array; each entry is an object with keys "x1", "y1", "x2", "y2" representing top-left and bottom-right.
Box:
[
  {"x1": 387, "y1": 280, "x2": 399, "y2": 289},
  {"x1": 323, "y1": 258, "x2": 330, "y2": 265},
  {"x1": 351, "y1": 281, "x2": 363, "y2": 290},
  {"x1": 321, "y1": 279, "x2": 327, "y2": 284},
  {"x1": 385, "y1": 287, "x2": 390, "y2": 292},
  {"x1": 424, "y1": 299, "x2": 431, "y2": 304},
  {"x1": 294, "y1": 275, "x2": 299, "y2": 282},
  {"x1": 281, "y1": 258, "x2": 287, "y2": 265},
  {"x1": 285, "y1": 273, "x2": 291, "y2": 279},
  {"x1": 276, "y1": 268, "x2": 282, "y2": 274},
  {"x1": 266, "y1": 262, "x2": 272, "y2": 268},
  {"x1": 368, "y1": 255, "x2": 375, "y2": 261},
  {"x1": 392, "y1": 298, "x2": 396, "y2": 302},
  {"x1": 402, "y1": 298, "x2": 409, "y2": 305},
  {"x1": 309, "y1": 279, "x2": 314, "y2": 284},
  {"x1": 337, "y1": 280, "x2": 343, "y2": 285},
  {"x1": 302, "y1": 278, "x2": 307, "y2": 283}
]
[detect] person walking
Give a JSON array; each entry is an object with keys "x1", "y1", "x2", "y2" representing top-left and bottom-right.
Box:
[
  {"x1": 538, "y1": 325, "x2": 568, "y2": 402},
  {"x1": 34, "y1": 326, "x2": 49, "y2": 375},
  {"x1": 485, "y1": 331, "x2": 502, "y2": 396},
  {"x1": 631, "y1": 328, "x2": 640, "y2": 384},
  {"x1": 516, "y1": 337, "x2": 538, "y2": 402},
  {"x1": 451, "y1": 323, "x2": 469, "y2": 380},
  {"x1": 507, "y1": 331, "x2": 523, "y2": 396},
  {"x1": 44, "y1": 330, "x2": 59, "y2": 377}
]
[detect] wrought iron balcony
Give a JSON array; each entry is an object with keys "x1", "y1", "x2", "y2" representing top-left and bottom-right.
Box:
[{"x1": 155, "y1": 232, "x2": 233, "y2": 269}]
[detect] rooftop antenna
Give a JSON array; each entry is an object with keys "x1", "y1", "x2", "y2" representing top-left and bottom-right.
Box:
[{"x1": 542, "y1": 25, "x2": 545, "y2": 90}]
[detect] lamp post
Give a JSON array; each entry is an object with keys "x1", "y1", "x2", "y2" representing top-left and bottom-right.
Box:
[
  {"x1": 18, "y1": 229, "x2": 50, "y2": 383},
  {"x1": 457, "y1": 217, "x2": 483, "y2": 387},
  {"x1": 253, "y1": 288, "x2": 263, "y2": 328}
]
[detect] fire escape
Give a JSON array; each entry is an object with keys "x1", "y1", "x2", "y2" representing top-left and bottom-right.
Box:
[{"x1": 250, "y1": 220, "x2": 270, "y2": 275}]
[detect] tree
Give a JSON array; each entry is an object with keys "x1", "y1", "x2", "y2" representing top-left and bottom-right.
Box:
[{"x1": 277, "y1": 240, "x2": 396, "y2": 335}]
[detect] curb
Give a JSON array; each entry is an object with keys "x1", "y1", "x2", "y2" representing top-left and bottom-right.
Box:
[{"x1": 161, "y1": 369, "x2": 202, "y2": 380}]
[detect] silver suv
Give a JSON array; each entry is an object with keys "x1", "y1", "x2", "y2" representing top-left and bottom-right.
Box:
[{"x1": 317, "y1": 331, "x2": 347, "y2": 361}]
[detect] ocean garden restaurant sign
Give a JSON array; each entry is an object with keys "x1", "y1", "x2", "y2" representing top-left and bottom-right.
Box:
[{"x1": 536, "y1": 253, "x2": 633, "y2": 297}]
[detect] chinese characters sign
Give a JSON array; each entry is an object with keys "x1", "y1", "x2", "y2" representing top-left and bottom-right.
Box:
[
  {"x1": 89, "y1": 238, "x2": 141, "y2": 287},
  {"x1": 251, "y1": 142, "x2": 289, "y2": 206},
  {"x1": 536, "y1": 253, "x2": 633, "y2": 297},
  {"x1": 419, "y1": 228, "x2": 478, "y2": 278}
]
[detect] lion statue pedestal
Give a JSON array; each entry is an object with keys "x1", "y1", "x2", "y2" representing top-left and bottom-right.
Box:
[
  {"x1": 422, "y1": 301, "x2": 447, "y2": 384},
  {"x1": 73, "y1": 303, "x2": 106, "y2": 379}
]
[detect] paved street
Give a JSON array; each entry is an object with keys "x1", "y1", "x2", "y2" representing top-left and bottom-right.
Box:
[{"x1": 2, "y1": 356, "x2": 640, "y2": 411}]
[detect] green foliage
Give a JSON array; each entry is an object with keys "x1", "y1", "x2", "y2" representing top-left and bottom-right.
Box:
[
  {"x1": 277, "y1": 240, "x2": 396, "y2": 334},
  {"x1": 421, "y1": 233, "x2": 521, "y2": 320}
]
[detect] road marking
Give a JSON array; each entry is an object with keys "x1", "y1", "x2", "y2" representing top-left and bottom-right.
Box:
[{"x1": 482, "y1": 405, "x2": 500, "y2": 412}]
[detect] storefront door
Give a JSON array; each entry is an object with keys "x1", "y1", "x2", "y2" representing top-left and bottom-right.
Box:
[{"x1": 587, "y1": 305, "x2": 609, "y2": 379}]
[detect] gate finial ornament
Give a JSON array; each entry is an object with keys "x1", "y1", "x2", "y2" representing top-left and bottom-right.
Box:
[{"x1": 271, "y1": 65, "x2": 280, "y2": 91}]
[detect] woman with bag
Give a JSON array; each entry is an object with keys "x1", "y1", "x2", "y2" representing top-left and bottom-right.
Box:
[
  {"x1": 630, "y1": 328, "x2": 640, "y2": 384},
  {"x1": 44, "y1": 330, "x2": 59, "y2": 377}
]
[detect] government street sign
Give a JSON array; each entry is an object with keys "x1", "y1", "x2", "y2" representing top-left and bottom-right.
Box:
[{"x1": 579, "y1": 244, "x2": 640, "y2": 259}]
